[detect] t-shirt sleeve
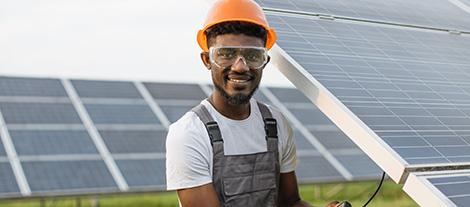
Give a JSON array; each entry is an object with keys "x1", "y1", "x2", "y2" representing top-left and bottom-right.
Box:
[
  {"x1": 275, "y1": 109, "x2": 298, "y2": 173},
  {"x1": 166, "y1": 115, "x2": 213, "y2": 190}
]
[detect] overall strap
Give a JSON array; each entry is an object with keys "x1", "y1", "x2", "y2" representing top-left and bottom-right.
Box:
[
  {"x1": 257, "y1": 101, "x2": 279, "y2": 156},
  {"x1": 257, "y1": 102, "x2": 278, "y2": 141},
  {"x1": 191, "y1": 104, "x2": 223, "y2": 144}
]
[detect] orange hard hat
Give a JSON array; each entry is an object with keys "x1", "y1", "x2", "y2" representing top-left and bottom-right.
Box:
[{"x1": 197, "y1": 0, "x2": 277, "y2": 52}]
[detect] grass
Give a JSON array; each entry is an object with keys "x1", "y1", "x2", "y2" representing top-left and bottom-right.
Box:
[{"x1": 0, "y1": 181, "x2": 417, "y2": 207}]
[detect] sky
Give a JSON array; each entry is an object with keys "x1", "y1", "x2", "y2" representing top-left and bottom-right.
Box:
[{"x1": 0, "y1": 0, "x2": 293, "y2": 87}]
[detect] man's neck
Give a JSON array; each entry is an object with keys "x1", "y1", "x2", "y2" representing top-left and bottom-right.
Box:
[{"x1": 209, "y1": 92, "x2": 251, "y2": 120}]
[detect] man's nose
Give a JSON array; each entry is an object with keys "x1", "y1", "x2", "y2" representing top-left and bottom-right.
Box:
[{"x1": 230, "y1": 56, "x2": 250, "y2": 72}]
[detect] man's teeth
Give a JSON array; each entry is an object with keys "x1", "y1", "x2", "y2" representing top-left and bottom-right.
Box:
[{"x1": 229, "y1": 78, "x2": 249, "y2": 83}]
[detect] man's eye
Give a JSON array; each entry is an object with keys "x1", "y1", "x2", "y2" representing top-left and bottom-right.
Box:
[
  {"x1": 245, "y1": 51, "x2": 262, "y2": 61},
  {"x1": 217, "y1": 49, "x2": 236, "y2": 58}
]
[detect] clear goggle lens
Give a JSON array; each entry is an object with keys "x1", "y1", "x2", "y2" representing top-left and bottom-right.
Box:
[{"x1": 209, "y1": 46, "x2": 268, "y2": 69}]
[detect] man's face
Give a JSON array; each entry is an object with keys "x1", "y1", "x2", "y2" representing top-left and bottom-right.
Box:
[{"x1": 203, "y1": 34, "x2": 267, "y2": 106}]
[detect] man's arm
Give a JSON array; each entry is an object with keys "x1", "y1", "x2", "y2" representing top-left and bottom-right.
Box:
[
  {"x1": 177, "y1": 183, "x2": 220, "y2": 207},
  {"x1": 279, "y1": 171, "x2": 339, "y2": 207}
]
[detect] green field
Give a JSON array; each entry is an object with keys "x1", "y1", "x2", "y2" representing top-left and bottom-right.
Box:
[{"x1": 0, "y1": 181, "x2": 417, "y2": 207}]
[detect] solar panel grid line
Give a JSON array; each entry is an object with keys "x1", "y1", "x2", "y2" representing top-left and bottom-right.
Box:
[
  {"x1": 6, "y1": 124, "x2": 86, "y2": 131},
  {"x1": 79, "y1": 98, "x2": 147, "y2": 105},
  {"x1": 111, "y1": 153, "x2": 166, "y2": 160},
  {"x1": 133, "y1": 82, "x2": 171, "y2": 129},
  {"x1": 260, "y1": 87, "x2": 354, "y2": 181},
  {"x1": 0, "y1": 109, "x2": 30, "y2": 195},
  {"x1": 94, "y1": 124, "x2": 166, "y2": 131},
  {"x1": 19, "y1": 154, "x2": 102, "y2": 162},
  {"x1": 61, "y1": 79, "x2": 129, "y2": 191},
  {"x1": 0, "y1": 96, "x2": 71, "y2": 104},
  {"x1": 296, "y1": 150, "x2": 322, "y2": 156},
  {"x1": 0, "y1": 158, "x2": 9, "y2": 162},
  {"x1": 270, "y1": 44, "x2": 407, "y2": 182}
]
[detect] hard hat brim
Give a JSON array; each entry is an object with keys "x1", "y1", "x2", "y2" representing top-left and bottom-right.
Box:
[{"x1": 197, "y1": 19, "x2": 277, "y2": 52}]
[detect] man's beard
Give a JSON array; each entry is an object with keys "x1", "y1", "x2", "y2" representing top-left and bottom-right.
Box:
[{"x1": 213, "y1": 80, "x2": 258, "y2": 106}]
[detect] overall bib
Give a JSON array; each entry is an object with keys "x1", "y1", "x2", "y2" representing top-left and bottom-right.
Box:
[{"x1": 192, "y1": 102, "x2": 280, "y2": 207}]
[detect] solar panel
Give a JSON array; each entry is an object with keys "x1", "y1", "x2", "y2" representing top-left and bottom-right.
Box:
[
  {"x1": 71, "y1": 80, "x2": 143, "y2": 99},
  {"x1": 22, "y1": 160, "x2": 118, "y2": 193},
  {"x1": 0, "y1": 103, "x2": 81, "y2": 124},
  {"x1": 10, "y1": 130, "x2": 98, "y2": 155},
  {"x1": 256, "y1": 0, "x2": 470, "y2": 32},
  {"x1": 268, "y1": 12, "x2": 470, "y2": 182},
  {"x1": 144, "y1": 82, "x2": 207, "y2": 100},
  {"x1": 404, "y1": 170, "x2": 470, "y2": 206},
  {"x1": 0, "y1": 162, "x2": 20, "y2": 197},
  {"x1": 296, "y1": 155, "x2": 344, "y2": 183},
  {"x1": 84, "y1": 104, "x2": 160, "y2": 125},
  {"x1": 0, "y1": 76, "x2": 67, "y2": 97},
  {"x1": 115, "y1": 159, "x2": 166, "y2": 189},
  {"x1": 99, "y1": 130, "x2": 166, "y2": 154}
]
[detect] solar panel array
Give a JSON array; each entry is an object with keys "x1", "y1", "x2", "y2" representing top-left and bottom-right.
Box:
[
  {"x1": 0, "y1": 76, "x2": 380, "y2": 198},
  {"x1": 259, "y1": 0, "x2": 470, "y2": 206}
]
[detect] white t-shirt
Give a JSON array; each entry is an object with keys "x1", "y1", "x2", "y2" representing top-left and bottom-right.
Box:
[{"x1": 166, "y1": 98, "x2": 297, "y2": 190}]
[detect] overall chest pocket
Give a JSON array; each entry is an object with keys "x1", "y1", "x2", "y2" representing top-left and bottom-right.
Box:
[{"x1": 223, "y1": 173, "x2": 277, "y2": 207}]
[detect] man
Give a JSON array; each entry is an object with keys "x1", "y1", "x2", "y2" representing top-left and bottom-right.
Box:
[{"x1": 166, "y1": 0, "x2": 339, "y2": 206}]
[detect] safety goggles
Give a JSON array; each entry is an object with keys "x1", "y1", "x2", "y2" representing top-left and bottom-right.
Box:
[{"x1": 209, "y1": 46, "x2": 268, "y2": 70}]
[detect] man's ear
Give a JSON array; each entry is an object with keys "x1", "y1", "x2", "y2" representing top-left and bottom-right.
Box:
[{"x1": 200, "y1": 52, "x2": 211, "y2": 70}]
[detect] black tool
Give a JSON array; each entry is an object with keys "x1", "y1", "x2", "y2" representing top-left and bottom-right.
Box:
[{"x1": 337, "y1": 201, "x2": 352, "y2": 207}]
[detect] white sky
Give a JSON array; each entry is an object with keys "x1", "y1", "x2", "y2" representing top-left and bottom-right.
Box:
[{"x1": 0, "y1": 0, "x2": 293, "y2": 87}]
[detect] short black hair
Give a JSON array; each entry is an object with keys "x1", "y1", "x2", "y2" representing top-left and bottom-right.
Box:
[{"x1": 205, "y1": 21, "x2": 267, "y2": 49}]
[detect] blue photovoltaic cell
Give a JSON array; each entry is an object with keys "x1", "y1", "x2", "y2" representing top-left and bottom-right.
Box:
[
  {"x1": 115, "y1": 159, "x2": 166, "y2": 188},
  {"x1": 293, "y1": 130, "x2": 316, "y2": 151},
  {"x1": 159, "y1": 105, "x2": 194, "y2": 123},
  {"x1": 269, "y1": 13, "x2": 470, "y2": 165},
  {"x1": 268, "y1": 87, "x2": 311, "y2": 103},
  {"x1": 296, "y1": 155, "x2": 344, "y2": 183},
  {"x1": 310, "y1": 130, "x2": 358, "y2": 150},
  {"x1": 0, "y1": 76, "x2": 67, "y2": 97},
  {"x1": 10, "y1": 130, "x2": 98, "y2": 155},
  {"x1": 0, "y1": 103, "x2": 82, "y2": 124},
  {"x1": 335, "y1": 154, "x2": 382, "y2": 179},
  {"x1": 22, "y1": 160, "x2": 117, "y2": 192},
  {"x1": 144, "y1": 82, "x2": 207, "y2": 100},
  {"x1": 84, "y1": 104, "x2": 160, "y2": 124},
  {"x1": 71, "y1": 80, "x2": 143, "y2": 99},
  {"x1": 0, "y1": 162, "x2": 20, "y2": 195},
  {"x1": 99, "y1": 130, "x2": 166, "y2": 153},
  {"x1": 429, "y1": 175, "x2": 470, "y2": 206},
  {"x1": 256, "y1": 0, "x2": 470, "y2": 32}
]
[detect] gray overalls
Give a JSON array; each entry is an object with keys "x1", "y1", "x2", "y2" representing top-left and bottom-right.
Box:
[{"x1": 192, "y1": 102, "x2": 280, "y2": 207}]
